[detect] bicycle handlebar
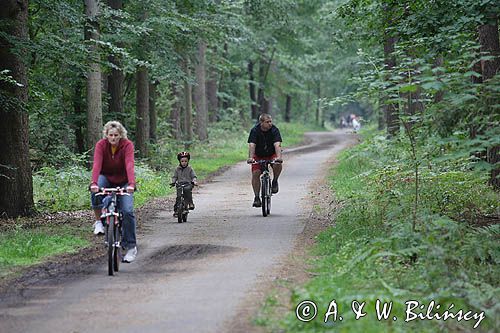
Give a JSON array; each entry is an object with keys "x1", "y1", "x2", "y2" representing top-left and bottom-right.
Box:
[
  {"x1": 95, "y1": 187, "x2": 131, "y2": 196},
  {"x1": 247, "y1": 159, "x2": 283, "y2": 164},
  {"x1": 170, "y1": 182, "x2": 198, "y2": 188}
]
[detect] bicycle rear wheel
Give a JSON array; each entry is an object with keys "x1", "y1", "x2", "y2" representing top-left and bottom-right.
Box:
[
  {"x1": 107, "y1": 216, "x2": 115, "y2": 276},
  {"x1": 261, "y1": 176, "x2": 268, "y2": 217}
]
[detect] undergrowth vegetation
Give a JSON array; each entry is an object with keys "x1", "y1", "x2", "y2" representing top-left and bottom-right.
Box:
[{"x1": 272, "y1": 127, "x2": 499, "y2": 332}]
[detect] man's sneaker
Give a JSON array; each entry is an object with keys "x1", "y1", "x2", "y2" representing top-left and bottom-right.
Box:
[
  {"x1": 123, "y1": 246, "x2": 137, "y2": 263},
  {"x1": 271, "y1": 179, "x2": 279, "y2": 194},
  {"x1": 188, "y1": 203, "x2": 195, "y2": 210},
  {"x1": 93, "y1": 220, "x2": 105, "y2": 235},
  {"x1": 252, "y1": 196, "x2": 262, "y2": 207}
]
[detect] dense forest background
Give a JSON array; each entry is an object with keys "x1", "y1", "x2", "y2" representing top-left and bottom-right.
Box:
[
  {"x1": 1, "y1": 0, "x2": 499, "y2": 217},
  {"x1": 1, "y1": 1, "x2": 499, "y2": 330}
]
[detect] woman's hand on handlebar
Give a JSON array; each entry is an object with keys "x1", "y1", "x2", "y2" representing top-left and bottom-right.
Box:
[
  {"x1": 90, "y1": 184, "x2": 99, "y2": 193},
  {"x1": 126, "y1": 185, "x2": 135, "y2": 193},
  {"x1": 273, "y1": 158, "x2": 283, "y2": 164},
  {"x1": 247, "y1": 158, "x2": 255, "y2": 164}
]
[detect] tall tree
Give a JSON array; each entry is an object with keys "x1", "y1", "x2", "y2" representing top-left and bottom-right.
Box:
[
  {"x1": 478, "y1": 15, "x2": 500, "y2": 81},
  {"x1": 0, "y1": 0, "x2": 34, "y2": 217},
  {"x1": 248, "y1": 60, "x2": 258, "y2": 119},
  {"x1": 383, "y1": 28, "x2": 399, "y2": 137},
  {"x1": 170, "y1": 83, "x2": 182, "y2": 140},
  {"x1": 206, "y1": 60, "x2": 218, "y2": 123},
  {"x1": 284, "y1": 94, "x2": 291, "y2": 122},
  {"x1": 478, "y1": 14, "x2": 500, "y2": 189},
  {"x1": 107, "y1": 0, "x2": 124, "y2": 116},
  {"x1": 193, "y1": 40, "x2": 208, "y2": 141},
  {"x1": 84, "y1": 0, "x2": 103, "y2": 151},
  {"x1": 149, "y1": 80, "x2": 158, "y2": 143},
  {"x1": 183, "y1": 57, "x2": 193, "y2": 143},
  {"x1": 135, "y1": 65, "x2": 149, "y2": 157}
]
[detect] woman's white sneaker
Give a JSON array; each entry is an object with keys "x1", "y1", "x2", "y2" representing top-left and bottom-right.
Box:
[
  {"x1": 123, "y1": 246, "x2": 137, "y2": 263},
  {"x1": 93, "y1": 220, "x2": 105, "y2": 235}
]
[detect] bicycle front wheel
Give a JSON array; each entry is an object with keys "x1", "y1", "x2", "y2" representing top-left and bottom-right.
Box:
[
  {"x1": 107, "y1": 216, "x2": 115, "y2": 276},
  {"x1": 113, "y1": 222, "x2": 121, "y2": 272},
  {"x1": 261, "y1": 176, "x2": 268, "y2": 217},
  {"x1": 177, "y1": 201, "x2": 185, "y2": 223},
  {"x1": 266, "y1": 178, "x2": 271, "y2": 215}
]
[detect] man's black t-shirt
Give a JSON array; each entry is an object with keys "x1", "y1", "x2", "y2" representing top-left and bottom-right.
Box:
[{"x1": 247, "y1": 124, "x2": 282, "y2": 157}]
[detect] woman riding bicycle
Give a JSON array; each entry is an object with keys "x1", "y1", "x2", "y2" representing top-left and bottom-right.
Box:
[
  {"x1": 89, "y1": 120, "x2": 138, "y2": 263},
  {"x1": 247, "y1": 113, "x2": 283, "y2": 207}
]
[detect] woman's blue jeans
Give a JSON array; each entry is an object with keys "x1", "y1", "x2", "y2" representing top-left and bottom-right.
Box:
[{"x1": 91, "y1": 175, "x2": 136, "y2": 250}]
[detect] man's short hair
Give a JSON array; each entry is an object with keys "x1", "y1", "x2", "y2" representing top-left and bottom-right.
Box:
[{"x1": 259, "y1": 113, "x2": 272, "y2": 122}]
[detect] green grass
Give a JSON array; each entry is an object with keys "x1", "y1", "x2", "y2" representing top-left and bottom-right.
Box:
[
  {"x1": 0, "y1": 226, "x2": 89, "y2": 277},
  {"x1": 264, "y1": 126, "x2": 499, "y2": 332}
]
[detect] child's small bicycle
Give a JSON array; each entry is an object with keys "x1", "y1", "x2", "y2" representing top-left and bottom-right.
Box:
[
  {"x1": 96, "y1": 187, "x2": 129, "y2": 276},
  {"x1": 171, "y1": 182, "x2": 196, "y2": 223}
]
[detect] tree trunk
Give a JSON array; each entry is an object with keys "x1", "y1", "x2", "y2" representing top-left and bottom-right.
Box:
[
  {"x1": 149, "y1": 81, "x2": 157, "y2": 143},
  {"x1": 284, "y1": 94, "x2": 291, "y2": 122},
  {"x1": 478, "y1": 17, "x2": 500, "y2": 81},
  {"x1": 170, "y1": 83, "x2": 182, "y2": 140},
  {"x1": 257, "y1": 58, "x2": 265, "y2": 113},
  {"x1": 219, "y1": 42, "x2": 229, "y2": 110},
  {"x1": 184, "y1": 58, "x2": 193, "y2": 143},
  {"x1": 107, "y1": 0, "x2": 123, "y2": 116},
  {"x1": 305, "y1": 85, "x2": 311, "y2": 114},
  {"x1": 193, "y1": 41, "x2": 208, "y2": 141},
  {"x1": 73, "y1": 80, "x2": 85, "y2": 153},
  {"x1": 377, "y1": 97, "x2": 385, "y2": 130},
  {"x1": 478, "y1": 15, "x2": 500, "y2": 189},
  {"x1": 384, "y1": 33, "x2": 399, "y2": 137},
  {"x1": 0, "y1": 0, "x2": 34, "y2": 217},
  {"x1": 433, "y1": 56, "x2": 445, "y2": 102},
  {"x1": 84, "y1": 0, "x2": 103, "y2": 152},
  {"x1": 263, "y1": 97, "x2": 272, "y2": 114},
  {"x1": 248, "y1": 60, "x2": 258, "y2": 119},
  {"x1": 316, "y1": 83, "x2": 321, "y2": 126},
  {"x1": 108, "y1": 55, "x2": 123, "y2": 115},
  {"x1": 135, "y1": 66, "x2": 149, "y2": 157},
  {"x1": 206, "y1": 62, "x2": 218, "y2": 123}
]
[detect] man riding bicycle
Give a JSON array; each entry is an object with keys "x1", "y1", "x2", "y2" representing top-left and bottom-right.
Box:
[{"x1": 247, "y1": 113, "x2": 283, "y2": 207}]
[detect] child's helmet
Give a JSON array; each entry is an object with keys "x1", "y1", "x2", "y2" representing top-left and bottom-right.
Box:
[{"x1": 177, "y1": 151, "x2": 191, "y2": 161}]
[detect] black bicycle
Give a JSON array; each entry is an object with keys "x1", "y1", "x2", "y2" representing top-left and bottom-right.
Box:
[
  {"x1": 252, "y1": 160, "x2": 280, "y2": 217},
  {"x1": 96, "y1": 187, "x2": 129, "y2": 276},
  {"x1": 171, "y1": 182, "x2": 196, "y2": 223}
]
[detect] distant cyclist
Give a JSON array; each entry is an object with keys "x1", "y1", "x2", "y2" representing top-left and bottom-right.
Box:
[{"x1": 246, "y1": 113, "x2": 283, "y2": 207}]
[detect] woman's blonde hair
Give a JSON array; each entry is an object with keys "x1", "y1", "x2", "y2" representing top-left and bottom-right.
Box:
[{"x1": 102, "y1": 120, "x2": 128, "y2": 139}]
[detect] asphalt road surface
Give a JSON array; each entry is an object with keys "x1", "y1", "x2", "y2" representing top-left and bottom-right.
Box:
[{"x1": 0, "y1": 130, "x2": 357, "y2": 333}]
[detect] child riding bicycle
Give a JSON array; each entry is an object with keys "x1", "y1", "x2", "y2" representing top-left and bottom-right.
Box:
[{"x1": 171, "y1": 151, "x2": 198, "y2": 217}]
